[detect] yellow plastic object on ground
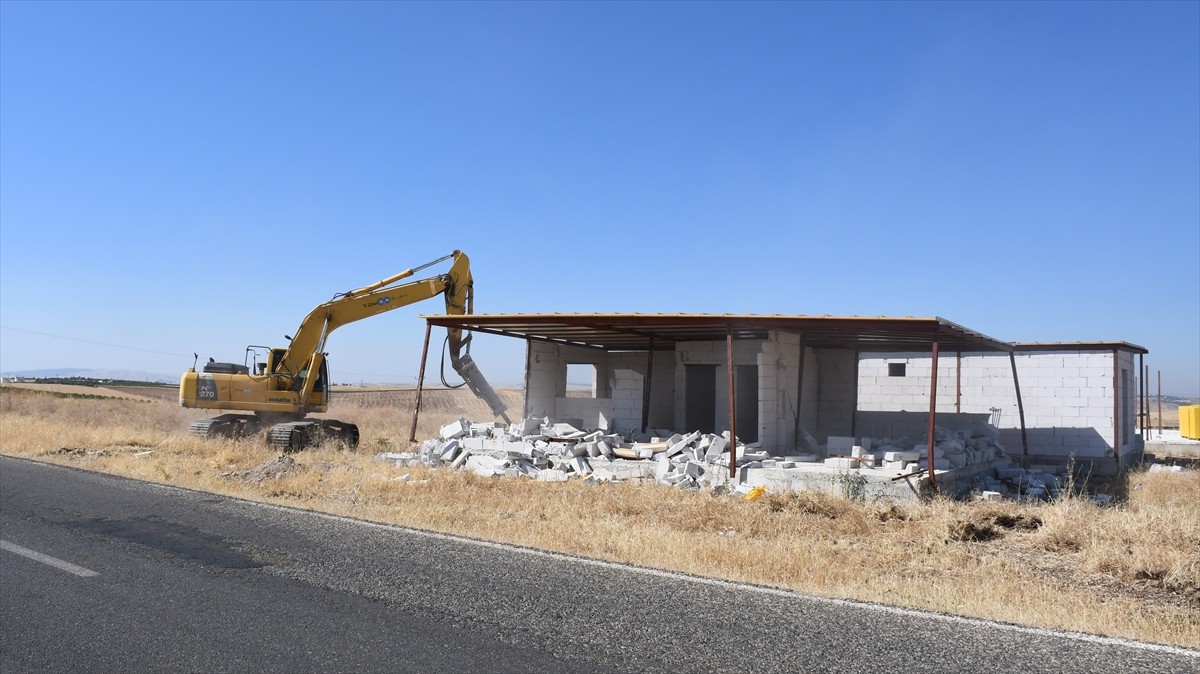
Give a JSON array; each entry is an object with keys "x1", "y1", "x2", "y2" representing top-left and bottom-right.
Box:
[
  {"x1": 1181, "y1": 405, "x2": 1200, "y2": 440},
  {"x1": 744, "y1": 485, "x2": 766, "y2": 501}
]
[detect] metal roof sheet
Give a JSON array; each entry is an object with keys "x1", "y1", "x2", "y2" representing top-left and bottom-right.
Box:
[
  {"x1": 1012, "y1": 341, "x2": 1149, "y2": 354},
  {"x1": 419, "y1": 313, "x2": 1015, "y2": 352}
]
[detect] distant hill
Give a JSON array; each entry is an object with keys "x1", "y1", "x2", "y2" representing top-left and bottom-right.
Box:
[{"x1": 0, "y1": 368, "x2": 176, "y2": 384}]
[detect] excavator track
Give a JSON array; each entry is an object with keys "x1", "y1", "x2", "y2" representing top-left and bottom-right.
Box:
[
  {"x1": 188, "y1": 414, "x2": 262, "y2": 440},
  {"x1": 269, "y1": 420, "x2": 360, "y2": 452}
]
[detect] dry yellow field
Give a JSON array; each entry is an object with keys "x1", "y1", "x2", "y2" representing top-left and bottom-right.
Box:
[{"x1": 2, "y1": 384, "x2": 1198, "y2": 649}]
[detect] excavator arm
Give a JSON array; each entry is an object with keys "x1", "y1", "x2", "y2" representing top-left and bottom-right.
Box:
[{"x1": 274, "y1": 250, "x2": 508, "y2": 421}]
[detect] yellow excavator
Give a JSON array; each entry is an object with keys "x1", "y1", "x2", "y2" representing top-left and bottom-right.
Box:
[{"x1": 179, "y1": 250, "x2": 509, "y2": 450}]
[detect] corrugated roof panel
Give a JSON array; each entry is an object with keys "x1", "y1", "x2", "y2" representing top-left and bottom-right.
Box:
[{"x1": 419, "y1": 313, "x2": 1018, "y2": 352}]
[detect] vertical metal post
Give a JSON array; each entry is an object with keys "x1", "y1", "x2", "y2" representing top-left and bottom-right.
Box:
[
  {"x1": 641, "y1": 337, "x2": 655, "y2": 433},
  {"x1": 1113, "y1": 349, "x2": 1121, "y2": 462},
  {"x1": 793, "y1": 333, "x2": 806, "y2": 450},
  {"x1": 1141, "y1": 359, "x2": 1148, "y2": 439},
  {"x1": 926, "y1": 329, "x2": 940, "y2": 494},
  {"x1": 850, "y1": 349, "x2": 860, "y2": 438},
  {"x1": 1158, "y1": 370, "x2": 1163, "y2": 437},
  {"x1": 1008, "y1": 351, "x2": 1029, "y2": 457},
  {"x1": 522, "y1": 339, "x2": 532, "y2": 419},
  {"x1": 408, "y1": 322, "x2": 434, "y2": 444},
  {"x1": 727, "y1": 327, "x2": 737, "y2": 480},
  {"x1": 955, "y1": 351, "x2": 962, "y2": 413}
]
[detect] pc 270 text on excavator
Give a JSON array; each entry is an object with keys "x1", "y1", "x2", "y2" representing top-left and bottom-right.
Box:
[{"x1": 178, "y1": 250, "x2": 510, "y2": 450}]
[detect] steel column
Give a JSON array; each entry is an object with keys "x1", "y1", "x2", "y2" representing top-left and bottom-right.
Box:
[
  {"x1": 641, "y1": 338, "x2": 655, "y2": 433},
  {"x1": 850, "y1": 348, "x2": 860, "y2": 438},
  {"x1": 408, "y1": 322, "x2": 434, "y2": 444},
  {"x1": 793, "y1": 334, "x2": 806, "y2": 451},
  {"x1": 956, "y1": 351, "x2": 962, "y2": 413},
  {"x1": 1008, "y1": 351, "x2": 1029, "y2": 457},
  {"x1": 727, "y1": 327, "x2": 737, "y2": 479},
  {"x1": 926, "y1": 329, "x2": 940, "y2": 493},
  {"x1": 1141, "y1": 358, "x2": 1148, "y2": 439},
  {"x1": 522, "y1": 339, "x2": 532, "y2": 419}
]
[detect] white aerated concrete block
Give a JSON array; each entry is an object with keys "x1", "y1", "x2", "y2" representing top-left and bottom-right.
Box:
[
  {"x1": 571, "y1": 456, "x2": 592, "y2": 476},
  {"x1": 450, "y1": 449, "x2": 471, "y2": 469},
  {"x1": 440, "y1": 419, "x2": 468, "y2": 440},
  {"x1": 466, "y1": 455, "x2": 504, "y2": 477},
  {"x1": 705, "y1": 437, "x2": 728, "y2": 462},
  {"x1": 824, "y1": 457, "x2": 859, "y2": 469},
  {"x1": 655, "y1": 455, "x2": 672, "y2": 480},
  {"x1": 439, "y1": 440, "x2": 461, "y2": 461}
]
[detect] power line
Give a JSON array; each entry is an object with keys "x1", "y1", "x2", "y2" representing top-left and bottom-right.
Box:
[{"x1": 0, "y1": 326, "x2": 189, "y2": 358}]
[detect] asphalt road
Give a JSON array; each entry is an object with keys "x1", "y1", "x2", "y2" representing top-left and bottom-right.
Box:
[{"x1": 1, "y1": 456, "x2": 1196, "y2": 674}]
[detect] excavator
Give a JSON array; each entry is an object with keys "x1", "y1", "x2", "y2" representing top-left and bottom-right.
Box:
[{"x1": 179, "y1": 250, "x2": 510, "y2": 450}]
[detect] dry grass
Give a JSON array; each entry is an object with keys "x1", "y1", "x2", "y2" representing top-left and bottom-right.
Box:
[{"x1": 2, "y1": 385, "x2": 1198, "y2": 649}]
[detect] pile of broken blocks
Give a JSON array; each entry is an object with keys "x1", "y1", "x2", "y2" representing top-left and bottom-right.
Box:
[
  {"x1": 381, "y1": 417, "x2": 757, "y2": 492},
  {"x1": 820, "y1": 422, "x2": 1007, "y2": 473},
  {"x1": 378, "y1": 417, "x2": 1012, "y2": 496}
]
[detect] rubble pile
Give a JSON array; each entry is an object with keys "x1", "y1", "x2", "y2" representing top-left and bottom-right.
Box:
[
  {"x1": 376, "y1": 417, "x2": 1141, "y2": 505},
  {"x1": 380, "y1": 417, "x2": 771, "y2": 491},
  {"x1": 837, "y1": 422, "x2": 1008, "y2": 473},
  {"x1": 378, "y1": 417, "x2": 1016, "y2": 497},
  {"x1": 970, "y1": 465, "x2": 1065, "y2": 501}
]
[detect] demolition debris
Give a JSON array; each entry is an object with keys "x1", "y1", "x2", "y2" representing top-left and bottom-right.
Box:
[{"x1": 375, "y1": 416, "x2": 1107, "y2": 502}]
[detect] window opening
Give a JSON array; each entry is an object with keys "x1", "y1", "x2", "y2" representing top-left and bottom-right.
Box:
[{"x1": 566, "y1": 363, "x2": 597, "y2": 398}]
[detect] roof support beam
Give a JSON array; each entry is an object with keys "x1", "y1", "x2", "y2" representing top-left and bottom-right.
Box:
[
  {"x1": 851, "y1": 348, "x2": 860, "y2": 439},
  {"x1": 956, "y1": 351, "x2": 962, "y2": 414},
  {"x1": 408, "y1": 322, "x2": 433, "y2": 444},
  {"x1": 727, "y1": 327, "x2": 737, "y2": 480},
  {"x1": 793, "y1": 333, "x2": 806, "y2": 452},
  {"x1": 451, "y1": 324, "x2": 607, "y2": 351},
  {"x1": 1008, "y1": 352, "x2": 1029, "y2": 457},
  {"x1": 926, "y1": 327, "x2": 940, "y2": 494},
  {"x1": 1140, "y1": 355, "x2": 1147, "y2": 440},
  {"x1": 641, "y1": 337, "x2": 655, "y2": 433}
]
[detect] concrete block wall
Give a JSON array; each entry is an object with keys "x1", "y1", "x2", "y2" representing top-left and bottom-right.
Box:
[
  {"x1": 524, "y1": 341, "x2": 674, "y2": 434},
  {"x1": 1116, "y1": 349, "x2": 1139, "y2": 462},
  {"x1": 667, "y1": 335, "x2": 853, "y2": 452},
  {"x1": 610, "y1": 366, "x2": 643, "y2": 432},
  {"x1": 672, "y1": 339, "x2": 763, "y2": 436},
  {"x1": 758, "y1": 331, "x2": 799, "y2": 452},
  {"x1": 815, "y1": 348, "x2": 856, "y2": 442},
  {"x1": 524, "y1": 341, "x2": 612, "y2": 429},
  {"x1": 525, "y1": 341, "x2": 562, "y2": 418},
  {"x1": 857, "y1": 349, "x2": 1136, "y2": 459},
  {"x1": 858, "y1": 352, "x2": 963, "y2": 413}
]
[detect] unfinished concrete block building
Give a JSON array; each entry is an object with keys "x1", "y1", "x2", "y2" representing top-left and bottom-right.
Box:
[
  {"x1": 857, "y1": 342, "x2": 1148, "y2": 472},
  {"x1": 420, "y1": 314, "x2": 1148, "y2": 478}
]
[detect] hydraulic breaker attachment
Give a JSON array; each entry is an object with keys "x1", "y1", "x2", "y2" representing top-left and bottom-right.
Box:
[{"x1": 451, "y1": 352, "x2": 511, "y2": 424}]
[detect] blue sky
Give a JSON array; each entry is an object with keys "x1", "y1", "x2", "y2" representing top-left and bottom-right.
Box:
[{"x1": 1, "y1": 1, "x2": 1197, "y2": 395}]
